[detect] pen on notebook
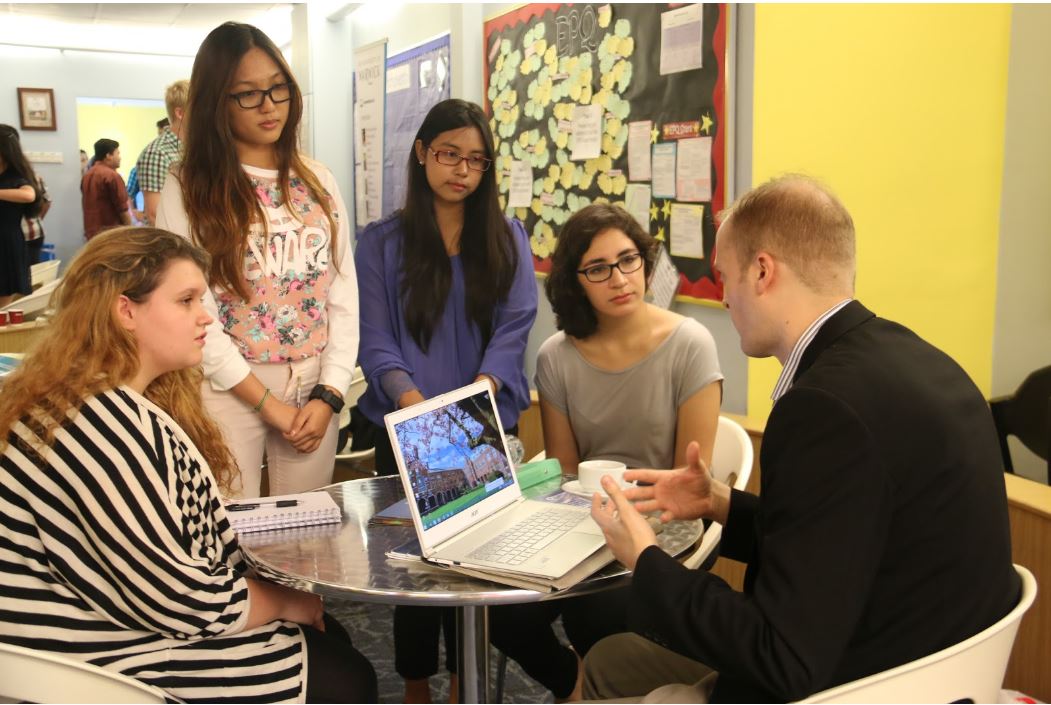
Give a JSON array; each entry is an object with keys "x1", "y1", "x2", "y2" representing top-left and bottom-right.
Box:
[{"x1": 227, "y1": 499, "x2": 300, "y2": 512}]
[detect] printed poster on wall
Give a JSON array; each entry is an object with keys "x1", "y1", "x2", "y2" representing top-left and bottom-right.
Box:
[
  {"x1": 353, "y1": 39, "x2": 387, "y2": 229},
  {"x1": 383, "y1": 33, "x2": 452, "y2": 217},
  {"x1": 484, "y1": 3, "x2": 730, "y2": 305}
]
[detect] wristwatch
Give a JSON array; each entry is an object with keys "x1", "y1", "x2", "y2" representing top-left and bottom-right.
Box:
[{"x1": 308, "y1": 384, "x2": 345, "y2": 414}]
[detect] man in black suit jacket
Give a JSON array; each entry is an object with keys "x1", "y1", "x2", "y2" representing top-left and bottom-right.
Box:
[{"x1": 583, "y1": 175, "x2": 1019, "y2": 702}]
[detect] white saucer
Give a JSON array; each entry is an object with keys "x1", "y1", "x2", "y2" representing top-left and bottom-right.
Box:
[{"x1": 561, "y1": 480, "x2": 633, "y2": 499}]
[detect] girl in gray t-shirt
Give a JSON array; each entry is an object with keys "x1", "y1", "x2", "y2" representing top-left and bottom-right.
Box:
[
  {"x1": 488, "y1": 204, "x2": 723, "y2": 702},
  {"x1": 537, "y1": 204, "x2": 723, "y2": 475}
]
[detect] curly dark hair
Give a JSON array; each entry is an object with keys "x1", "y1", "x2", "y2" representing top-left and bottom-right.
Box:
[{"x1": 545, "y1": 203, "x2": 657, "y2": 339}]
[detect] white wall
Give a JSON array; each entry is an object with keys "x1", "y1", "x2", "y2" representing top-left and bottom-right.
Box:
[
  {"x1": 0, "y1": 45, "x2": 191, "y2": 266},
  {"x1": 992, "y1": 4, "x2": 1051, "y2": 484}
]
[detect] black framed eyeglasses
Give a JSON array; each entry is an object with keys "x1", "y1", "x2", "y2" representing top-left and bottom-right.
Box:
[
  {"x1": 228, "y1": 82, "x2": 292, "y2": 109},
  {"x1": 428, "y1": 147, "x2": 492, "y2": 172},
  {"x1": 578, "y1": 252, "x2": 644, "y2": 283}
]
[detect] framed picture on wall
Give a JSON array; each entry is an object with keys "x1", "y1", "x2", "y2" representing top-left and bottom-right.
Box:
[{"x1": 17, "y1": 87, "x2": 56, "y2": 131}]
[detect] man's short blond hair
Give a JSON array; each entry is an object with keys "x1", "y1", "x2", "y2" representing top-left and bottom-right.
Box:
[
  {"x1": 164, "y1": 80, "x2": 190, "y2": 123},
  {"x1": 720, "y1": 175, "x2": 856, "y2": 295}
]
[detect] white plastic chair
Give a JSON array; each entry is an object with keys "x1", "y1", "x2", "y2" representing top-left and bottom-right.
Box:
[
  {"x1": 0, "y1": 640, "x2": 168, "y2": 703},
  {"x1": 335, "y1": 366, "x2": 375, "y2": 463},
  {"x1": 799, "y1": 563, "x2": 1037, "y2": 703},
  {"x1": 682, "y1": 415, "x2": 754, "y2": 569}
]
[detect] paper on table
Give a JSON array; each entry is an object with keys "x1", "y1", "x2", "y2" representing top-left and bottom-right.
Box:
[
  {"x1": 670, "y1": 203, "x2": 705, "y2": 260},
  {"x1": 652, "y1": 143, "x2": 677, "y2": 199},
  {"x1": 675, "y1": 137, "x2": 712, "y2": 202},
  {"x1": 627, "y1": 120, "x2": 653, "y2": 181},
  {"x1": 508, "y1": 160, "x2": 533, "y2": 208},
  {"x1": 370, "y1": 497, "x2": 413, "y2": 526},
  {"x1": 625, "y1": 183, "x2": 651, "y2": 231},
  {"x1": 571, "y1": 103, "x2": 603, "y2": 161},
  {"x1": 660, "y1": 4, "x2": 704, "y2": 76}
]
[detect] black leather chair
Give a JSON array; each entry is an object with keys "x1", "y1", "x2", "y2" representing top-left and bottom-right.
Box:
[{"x1": 988, "y1": 365, "x2": 1051, "y2": 483}]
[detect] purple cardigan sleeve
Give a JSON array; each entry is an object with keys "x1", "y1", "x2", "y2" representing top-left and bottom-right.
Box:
[
  {"x1": 478, "y1": 219, "x2": 538, "y2": 416},
  {"x1": 354, "y1": 220, "x2": 413, "y2": 394}
]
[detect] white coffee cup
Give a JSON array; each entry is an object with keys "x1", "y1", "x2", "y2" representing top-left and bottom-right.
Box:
[{"x1": 577, "y1": 459, "x2": 629, "y2": 493}]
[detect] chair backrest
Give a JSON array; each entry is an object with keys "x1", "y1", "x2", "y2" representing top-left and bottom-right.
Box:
[
  {"x1": 799, "y1": 564, "x2": 1037, "y2": 703},
  {"x1": 989, "y1": 365, "x2": 1051, "y2": 476},
  {"x1": 683, "y1": 415, "x2": 754, "y2": 570},
  {"x1": 345, "y1": 365, "x2": 368, "y2": 408},
  {"x1": 335, "y1": 366, "x2": 377, "y2": 462},
  {"x1": 0, "y1": 640, "x2": 168, "y2": 703}
]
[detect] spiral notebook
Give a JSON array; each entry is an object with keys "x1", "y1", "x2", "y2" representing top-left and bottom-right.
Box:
[{"x1": 225, "y1": 491, "x2": 342, "y2": 533}]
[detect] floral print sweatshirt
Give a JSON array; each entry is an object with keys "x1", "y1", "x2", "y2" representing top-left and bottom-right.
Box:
[{"x1": 157, "y1": 159, "x2": 359, "y2": 395}]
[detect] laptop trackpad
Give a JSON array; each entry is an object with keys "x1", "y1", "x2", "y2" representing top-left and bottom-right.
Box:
[
  {"x1": 523, "y1": 531, "x2": 605, "y2": 573},
  {"x1": 574, "y1": 515, "x2": 604, "y2": 536}
]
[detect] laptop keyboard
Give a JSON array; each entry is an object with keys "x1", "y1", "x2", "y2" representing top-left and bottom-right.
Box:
[{"x1": 467, "y1": 507, "x2": 586, "y2": 566}]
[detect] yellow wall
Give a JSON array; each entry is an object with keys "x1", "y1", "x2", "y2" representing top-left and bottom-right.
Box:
[
  {"x1": 77, "y1": 103, "x2": 166, "y2": 182},
  {"x1": 748, "y1": 4, "x2": 1011, "y2": 419}
]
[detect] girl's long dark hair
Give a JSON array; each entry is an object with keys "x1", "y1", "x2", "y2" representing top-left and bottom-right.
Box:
[
  {"x1": 180, "y1": 22, "x2": 337, "y2": 302},
  {"x1": 400, "y1": 99, "x2": 517, "y2": 352},
  {"x1": 0, "y1": 125, "x2": 43, "y2": 218}
]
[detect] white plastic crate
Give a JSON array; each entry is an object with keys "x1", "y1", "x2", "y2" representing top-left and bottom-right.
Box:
[{"x1": 30, "y1": 259, "x2": 60, "y2": 288}]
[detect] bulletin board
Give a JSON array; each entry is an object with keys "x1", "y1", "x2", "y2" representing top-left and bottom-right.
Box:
[
  {"x1": 383, "y1": 33, "x2": 452, "y2": 217},
  {"x1": 484, "y1": 3, "x2": 730, "y2": 304}
]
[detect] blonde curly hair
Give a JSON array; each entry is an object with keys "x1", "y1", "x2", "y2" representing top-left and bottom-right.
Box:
[{"x1": 0, "y1": 226, "x2": 238, "y2": 492}]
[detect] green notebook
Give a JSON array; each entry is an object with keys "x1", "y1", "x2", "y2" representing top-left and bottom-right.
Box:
[{"x1": 515, "y1": 457, "x2": 562, "y2": 488}]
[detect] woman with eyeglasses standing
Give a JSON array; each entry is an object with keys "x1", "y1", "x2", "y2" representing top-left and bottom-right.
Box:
[
  {"x1": 354, "y1": 98, "x2": 537, "y2": 703},
  {"x1": 157, "y1": 22, "x2": 358, "y2": 499}
]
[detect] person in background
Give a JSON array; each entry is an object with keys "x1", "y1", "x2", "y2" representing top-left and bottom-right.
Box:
[
  {"x1": 79, "y1": 148, "x2": 89, "y2": 175},
  {"x1": 157, "y1": 115, "x2": 170, "y2": 133},
  {"x1": 0, "y1": 227, "x2": 377, "y2": 703},
  {"x1": 157, "y1": 22, "x2": 358, "y2": 499},
  {"x1": 21, "y1": 171, "x2": 51, "y2": 264},
  {"x1": 137, "y1": 79, "x2": 188, "y2": 225},
  {"x1": 81, "y1": 137, "x2": 130, "y2": 240},
  {"x1": 584, "y1": 175, "x2": 1018, "y2": 702},
  {"x1": 489, "y1": 202, "x2": 725, "y2": 700},
  {"x1": 125, "y1": 164, "x2": 144, "y2": 223},
  {"x1": 356, "y1": 98, "x2": 537, "y2": 703},
  {"x1": 0, "y1": 124, "x2": 41, "y2": 306}
]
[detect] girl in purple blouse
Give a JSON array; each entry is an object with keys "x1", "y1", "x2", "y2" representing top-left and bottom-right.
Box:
[{"x1": 354, "y1": 99, "x2": 538, "y2": 702}]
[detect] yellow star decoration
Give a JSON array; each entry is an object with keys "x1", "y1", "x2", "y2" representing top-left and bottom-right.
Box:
[
  {"x1": 661, "y1": 200, "x2": 672, "y2": 219},
  {"x1": 649, "y1": 202, "x2": 659, "y2": 222},
  {"x1": 650, "y1": 126, "x2": 660, "y2": 144},
  {"x1": 701, "y1": 113, "x2": 713, "y2": 135},
  {"x1": 656, "y1": 225, "x2": 666, "y2": 242}
]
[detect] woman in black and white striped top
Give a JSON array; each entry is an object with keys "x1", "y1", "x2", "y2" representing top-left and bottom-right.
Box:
[{"x1": 0, "y1": 227, "x2": 376, "y2": 703}]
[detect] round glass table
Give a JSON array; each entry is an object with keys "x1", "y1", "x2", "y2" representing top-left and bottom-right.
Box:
[{"x1": 240, "y1": 475, "x2": 703, "y2": 703}]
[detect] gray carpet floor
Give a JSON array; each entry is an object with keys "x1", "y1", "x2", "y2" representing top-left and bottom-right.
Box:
[{"x1": 326, "y1": 597, "x2": 557, "y2": 704}]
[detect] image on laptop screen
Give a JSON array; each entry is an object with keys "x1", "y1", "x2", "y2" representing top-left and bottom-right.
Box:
[{"x1": 392, "y1": 389, "x2": 515, "y2": 530}]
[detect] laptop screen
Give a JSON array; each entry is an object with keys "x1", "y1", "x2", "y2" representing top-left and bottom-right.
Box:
[{"x1": 391, "y1": 388, "x2": 516, "y2": 530}]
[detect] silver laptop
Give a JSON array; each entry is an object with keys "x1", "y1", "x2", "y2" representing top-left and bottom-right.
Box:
[{"x1": 385, "y1": 380, "x2": 606, "y2": 579}]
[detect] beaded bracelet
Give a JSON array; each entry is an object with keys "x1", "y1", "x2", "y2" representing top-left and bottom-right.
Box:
[{"x1": 253, "y1": 388, "x2": 271, "y2": 412}]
